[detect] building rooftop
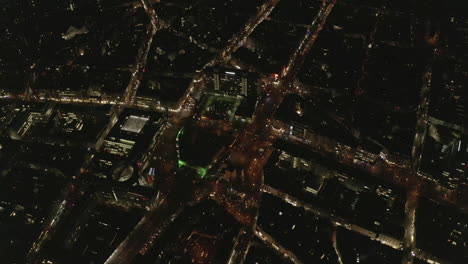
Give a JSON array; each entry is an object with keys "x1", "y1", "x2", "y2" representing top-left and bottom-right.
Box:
[{"x1": 121, "y1": 115, "x2": 149, "y2": 134}]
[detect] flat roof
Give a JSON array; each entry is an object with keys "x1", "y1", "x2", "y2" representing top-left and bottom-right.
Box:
[{"x1": 121, "y1": 115, "x2": 149, "y2": 134}]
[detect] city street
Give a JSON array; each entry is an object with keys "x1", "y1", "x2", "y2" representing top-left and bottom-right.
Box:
[{"x1": 9, "y1": 1, "x2": 464, "y2": 264}]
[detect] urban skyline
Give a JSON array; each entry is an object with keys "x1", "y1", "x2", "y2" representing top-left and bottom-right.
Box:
[{"x1": 0, "y1": 0, "x2": 466, "y2": 264}]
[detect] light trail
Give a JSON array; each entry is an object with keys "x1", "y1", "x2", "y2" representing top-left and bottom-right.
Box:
[{"x1": 280, "y1": 0, "x2": 337, "y2": 85}]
